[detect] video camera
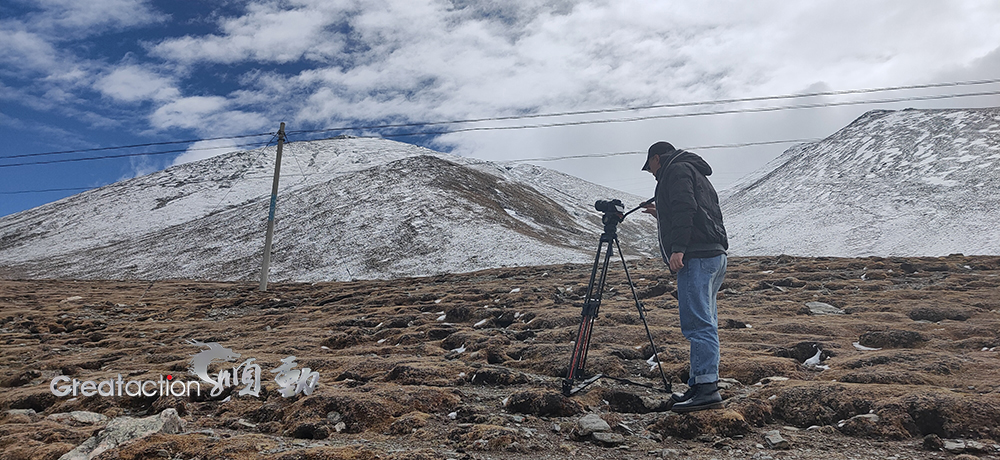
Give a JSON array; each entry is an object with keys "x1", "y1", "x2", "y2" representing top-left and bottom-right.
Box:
[{"x1": 594, "y1": 199, "x2": 625, "y2": 215}]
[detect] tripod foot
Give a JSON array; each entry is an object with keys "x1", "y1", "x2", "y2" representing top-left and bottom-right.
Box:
[{"x1": 563, "y1": 374, "x2": 603, "y2": 396}]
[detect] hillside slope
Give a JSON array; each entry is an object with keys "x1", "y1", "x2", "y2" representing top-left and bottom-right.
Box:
[
  {"x1": 722, "y1": 108, "x2": 1000, "y2": 257},
  {"x1": 0, "y1": 137, "x2": 657, "y2": 281}
]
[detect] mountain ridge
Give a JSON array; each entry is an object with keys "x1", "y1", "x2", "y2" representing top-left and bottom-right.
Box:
[
  {"x1": 0, "y1": 137, "x2": 659, "y2": 281},
  {"x1": 722, "y1": 107, "x2": 1000, "y2": 257}
]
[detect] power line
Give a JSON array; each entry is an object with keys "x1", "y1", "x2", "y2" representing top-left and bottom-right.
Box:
[
  {"x1": 510, "y1": 138, "x2": 822, "y2": 163},
  {"x1": 4, "y1": 78, "x2": 999, "y2": 195},
  {"x1": 0, "y1": 138, "x2": 811, "y2": 195},
  {"x1": 287, "y1": 77, "x2": 1000, "y2": 137},
  {"x1": 2, "y1": 84, "x2": 995, "y2": 185},
  {"x1": 0, "y1": 132, "x2": 275, "y2": 160},
  {"x1": 8, "y1": 77, "x2": 1000, "y2": 162},
  {"x1": 0, "y1": 187, "x2": 94, "y2": 195},
  {"x1": 0, "y1": 140, "x2": 273, "y2": 168},
  {"x1": 309, "y1": 89, "x2": 1000, "y2": 140}
]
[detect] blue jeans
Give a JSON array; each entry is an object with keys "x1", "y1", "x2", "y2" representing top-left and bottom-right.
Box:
[{"x1": 676, "y1": 254, "x2": 727, "y2": 385}]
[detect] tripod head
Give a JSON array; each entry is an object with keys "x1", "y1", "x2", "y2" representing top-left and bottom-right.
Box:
[
  {"x1": 594, "y1": 197, "x2": 655, "y2": 237},
  {"x1": 594, "y1": 199, "x2": 625, "y2": 236}
]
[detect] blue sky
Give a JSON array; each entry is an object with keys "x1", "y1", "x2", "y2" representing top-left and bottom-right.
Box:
[{"x1": 3, "y1": 0, "x2": 1000, "y2": 217}]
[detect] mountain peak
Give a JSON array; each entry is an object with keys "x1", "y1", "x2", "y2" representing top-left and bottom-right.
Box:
[
  {"x1": 723, "y1": 107, "x2": 1000, "y2": 257},
  {"x1": 0, "y1": 137, "x2": 658, "y2": 281}
]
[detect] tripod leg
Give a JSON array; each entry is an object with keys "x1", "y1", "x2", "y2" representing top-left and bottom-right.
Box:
[
  {"x1": 565, "y1": 235, "x2": 614, "y2": 389},
  {"x1": 614, "y1": 238, "x2": 672, "y2": 393}
]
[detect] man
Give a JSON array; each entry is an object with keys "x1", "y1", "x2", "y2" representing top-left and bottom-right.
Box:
[{"x1": 641, "y1": 141, "x2": 728, "y2": 413}]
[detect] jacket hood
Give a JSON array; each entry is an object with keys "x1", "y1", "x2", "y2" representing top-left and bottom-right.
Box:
[{"x1": 658, "y1": 150, "x2": 713, "y2": 177}]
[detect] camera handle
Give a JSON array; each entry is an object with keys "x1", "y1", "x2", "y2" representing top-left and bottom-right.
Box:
[
  {"x1": 562, "y1": 206, "x2": 671, "y2": 397},
  {"x1": 622, "y1": 196, "x2": 655, "y2": 219}
]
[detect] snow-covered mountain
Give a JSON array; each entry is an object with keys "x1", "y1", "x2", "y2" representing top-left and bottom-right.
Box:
[
  {"x1": 722, "y1": 108, "x2": 1000, "y2": 257},
  {"x1": 0, "y1": 137, "x2": 658, "y2": 281}
]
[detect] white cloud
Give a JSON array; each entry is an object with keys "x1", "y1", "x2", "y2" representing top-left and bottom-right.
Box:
[
  {"x1": 95, "y1": 65, "x2": 180, "y2": 102},
  {"x1": 138, "y1": 0, "x2": 992, "y2": 197},
  {"x1": 150, "y1": 96, "x2": 231, "y2": 130},
  {"x1": 0, "y1": 25, "x2": 63, "y2": 75},
  {"x1": 150, "y1": 96, "x2": 269, "y2": 135},
  {"x1": 29, "y1": 0, "x2": 164, "y2": 35},
  {"x1": 150, "y1": 1, "x2": 347, "y2": 64},
  {"x1": 9, "y1": 0, "x2": 1000, "y2": 205},
  {"x1": 171, "y1": 138, "x2": 241, "y2": 166}
]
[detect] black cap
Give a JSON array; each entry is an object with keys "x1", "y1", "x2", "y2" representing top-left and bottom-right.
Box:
[{"x1": 642, "y1": 141, "x2": 676, "y2": 171}]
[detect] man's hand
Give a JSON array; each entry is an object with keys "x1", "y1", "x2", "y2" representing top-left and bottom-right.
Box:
[
  {"x1": 669, "y1": 252, "x2": 685, "y2": 273},
  {"x1": 641, "y1": 202, "x2": 657, "y2": 218}
]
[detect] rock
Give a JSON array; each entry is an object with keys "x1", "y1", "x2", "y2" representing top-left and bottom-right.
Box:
[
  {"x1": 764, "y1": 430, "x2": 789, "y2": 449},
  {"x1": 717, "y1": 377, "x2": 741, "y2": 390},
  {"x1": 803, "y1": 301, "x2": 844, "y2": 315},
  {"x1": 922, "y1": 434, "x2": 944, "y2": 450},
  {"x1": 58, "y1": 408, "x2": 184, "y2": 460},
  {"x1": 964, "y1": 440, "x2": 988, "y2": 453},
  {"x1": 943, "y1": 440, "x2": 965, "y2": 454},
  {"x1": 577, "y1": 414, "x2": 611, "y2": 436},
  {"x1": 840, "y1": 413, "x2": 879, "y2": 425},
  {"x1": 591, "y1": 431, "x2": 625, "y2": 446},
  {"x1": 837, "y1": 413, "x2": 881, "y2": 436},
  {"x1": 5, "y1": 408, "x2": 39, "y2": 424},
  {"x1": 47, "y1": 411, "x2": 109, "y2": 425},
  {"x1": 604, "y1": 390, "x2": 670, "y2": 414}
]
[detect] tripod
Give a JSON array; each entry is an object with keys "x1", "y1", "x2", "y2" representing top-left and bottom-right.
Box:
[{"x1": 562, "y1": 199, "x2": 672, "y2": 397}]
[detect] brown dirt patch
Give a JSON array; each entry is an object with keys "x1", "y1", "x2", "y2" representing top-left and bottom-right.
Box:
[{"x1": 2, "y1": 255, "x2": 1000, "y2": 459}]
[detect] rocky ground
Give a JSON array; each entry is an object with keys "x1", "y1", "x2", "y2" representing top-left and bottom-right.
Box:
[{"x1": 2, "y1": 254, "x2": 1000, "y2": 460}]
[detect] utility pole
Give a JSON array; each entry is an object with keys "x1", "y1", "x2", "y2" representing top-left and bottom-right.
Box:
[{"x1": 259, "y1": 122, "x2": 286, "y2": 291}]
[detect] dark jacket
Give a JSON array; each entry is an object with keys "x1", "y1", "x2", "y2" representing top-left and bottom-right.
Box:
[{"x1": 653, "y1": 150, "x2": 728, "y2": 264}]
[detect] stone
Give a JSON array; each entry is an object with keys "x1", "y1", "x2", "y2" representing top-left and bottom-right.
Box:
[
  {"x1": 963, "y1": 440, "x2": 987, "y2": 453},
  {"x1": 47, "y1": 411, "x2": 109, "y2": 425},
  {"x1": 6, "y1": 409, "x2": 39, "y2": 422},
  {"x1": 764, "y1": 430, "x2": 789, "y2": 449},
  {"x1": 592, "y1": 431, "x2": 625, "y2": 446},
  {"x1": 577, "y1": 414, "x2": 611, "y2": 436},
  {"x1": 58, "y1": 408, "x2": 184, "y2": 460},
  {"x1": 804, "y1": 301, "x2": 844, "y2": 315},
  {"x1": 922, "y1": 434, "x2": 944, "y2": 451},
  {"x1": 717, "y1": 377, "x2": 741, "y2": 389},
  {"x1": 943, "y1": 440, "x2": 965, "y2": 454}
]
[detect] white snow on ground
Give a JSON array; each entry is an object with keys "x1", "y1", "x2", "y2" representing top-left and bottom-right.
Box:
[
  {"x1": 722, "y1": 108, "x2": 1000, "y2": 257},
  {"x1": 0, "y1": 137, "x2": 658, "y2": 281}
]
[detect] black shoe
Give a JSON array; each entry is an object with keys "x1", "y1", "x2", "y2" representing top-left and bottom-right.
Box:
[
  {"x1": 670, "y1": 382, "x2": 723, "y2": 413},
  {"x1": 670, "y1": 385, "x2": 696, "y2": 403}
]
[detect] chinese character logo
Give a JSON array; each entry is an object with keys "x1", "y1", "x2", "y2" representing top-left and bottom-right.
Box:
[
  {"x1": 187, "y1": 340, "x2": 261, "y2": 398},
  {"x1": 187, "y1": 341, "x2": 317, "y2": 399}
]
